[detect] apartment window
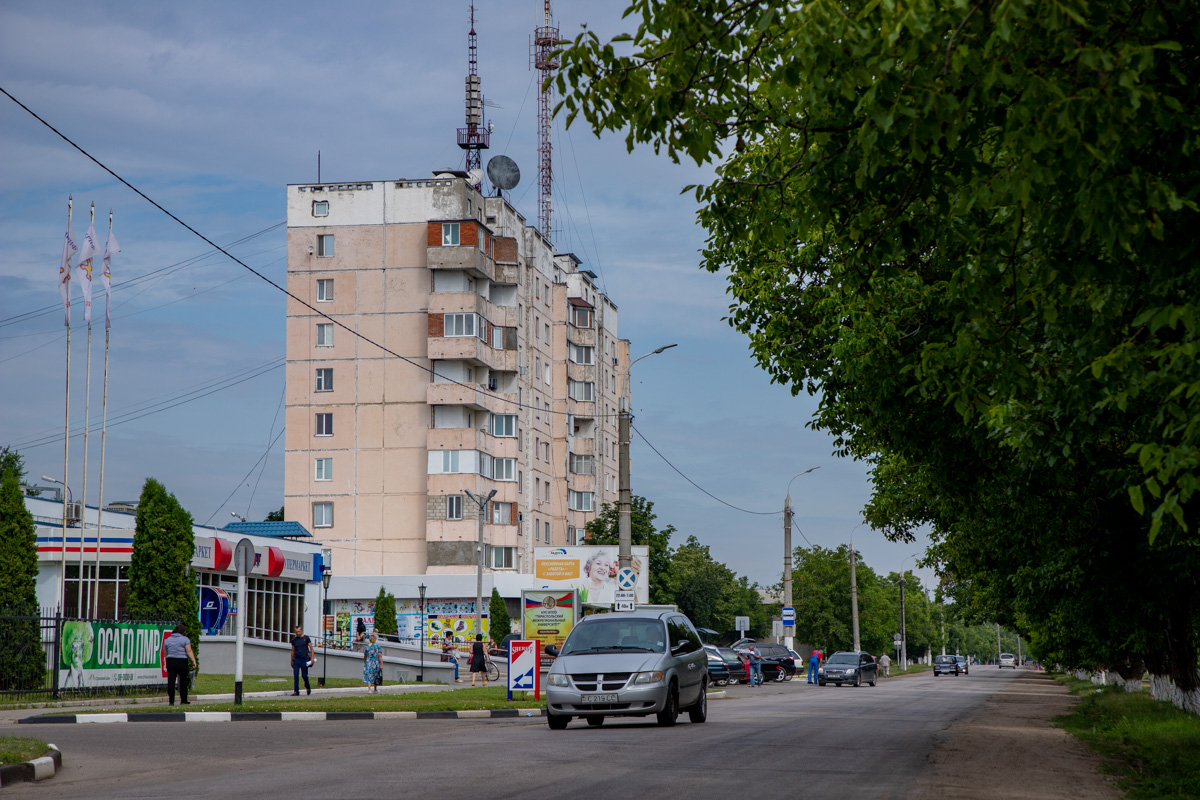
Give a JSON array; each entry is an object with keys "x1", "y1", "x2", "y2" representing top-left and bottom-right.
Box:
[
  {"x1": 544, "y1": 480, "x2": 551, "y2": 502},
  {"x1": 543, "y1": 441, "x2": 550, "y2": 462},
  {"x1": 544, "y1": 323, "x2": 550, "y2": 342},
  {"x1": 316, "y1": 323, "x2": 334, "y2": 347},
  {"x1": 315, "y1": 368, "x2": 333, "y2": 392},
  {"x1": 569, "y1": 343, "x2": 594, "y2": 365},
  {"x1": 535, "y1": 316, "x2": 541, "y2": 339},
  {"x1": 313, "y1": 502, "x2": 333, "y2": 528},
  {"x1": 569, "y1": 380, "x2": 594, "y2": 402},
  {"x1": 316, "y1": 279, "x2": 333, "y2": 302},
  {"x1": 491, "y1": 546, "x2": 515, "y2": 569},
  {"x1": 492, "y1": 501, "x2": 513, "y2": 525},
  {"x1": 535, "y1": 520, "x2": 541, "y2": 541},
  {"x1": 312, "y1": 200, "x2": 329, "y2": 217},
  {"x1": 444, "y1": 312, "x2": 484, "y2": 339},
  {"x1": 570, "y1": 306, "x2": 593, "y2": 328},
  {"x1": 315, "y1": 458, "x2": 332, "y2": 481},
  {"x1": 569, "y1": 528, "x2": 585, "y2": 546},
  {"x1": 544, "y1": 364, "x2": 551, "y2": 386},
  {"x1": 570, "y1": 453, "x2": 594, "y2": 475},
  {"x1": 479, "y1": 453, "x2": 493, "y2": 479},
  {"x1": 317, "y1": 234, "x2": 334, "y2": 257},
  {"x1": 492, "y1": 325, "x2": 503, "y2": 350},
  {"x1": 518, "y1": 471, "x2": 523, "y2": 493},
  {"x1": 490, "y1": 414, "x2": 517, "y2": 437},
  {"x1": 315, "y1": 413, "x2": 333, "y2": 436},
  {"x1": 447, "y1": 495, "x2": 463, "y2": 521},
  {"x1": 568, "y1": 490, "x2": 594, "y2": 512},
  {"x1": 442, "y1": 222, "x2": 460, "y2": 246},
  {"x1": 494, "y1": 458, "x2": 516, "y2": 481},
  {"x1": 439, "y1": 450, "x2": 464, "y2": 473}
]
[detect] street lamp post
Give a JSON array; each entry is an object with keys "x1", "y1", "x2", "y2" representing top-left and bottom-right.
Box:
[
  {"x1": 319, "y1": 565, "x2": 331, "y2": 687},
  {"x1": 418, "y1": 582, "x2": 427, "y2": 682},
  {"x1": 42, "y1": 476, "x2": 73, "y2": 612},
  {"x1": 464, "y1": 489, "x2": 497, "y2": 642},
  {"x1": 899, "y1": 553, "x2": 918, "y2": 671},
  {"x1": 618, "y1": 344, "x2": 677, "y2": 574},
  {"x1": 849, "y1": 523, "x2": 865, "y2": 653},
  {"x1": 783, "y1": 467, "x2": 820, "y2": 651}
]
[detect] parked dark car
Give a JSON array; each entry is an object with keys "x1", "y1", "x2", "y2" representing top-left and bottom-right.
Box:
[
  {"x1": 703, "y1": 645, "x2": 731, "y2": 685},
  {"x1": 954, "y1": 655, "x2": 970, "y2": 675},
  {"x1": 933, "y1": 654, "x2": 964, "y2": 676},
  {"x1": 818, "y1": 651, "x2": 878, "y2": 686},
  {"x1": 753, "y1": 643, "x2": 798, "y2": 682},
  {"x1": 716, "y1": 646, "x2": 749, "y2": 684}
]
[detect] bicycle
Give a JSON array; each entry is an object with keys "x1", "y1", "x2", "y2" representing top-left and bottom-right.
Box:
[{"x1": 486, "y1": 659, "x2": 500, "y2": 683}]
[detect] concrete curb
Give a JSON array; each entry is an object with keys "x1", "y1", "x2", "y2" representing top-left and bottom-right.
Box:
[
  {"x1": 19, "y1": 709, "x2": 547, "y2": 725},
  {"x1": 0, "y1": 744, "x2": 61, "y2": 787}
]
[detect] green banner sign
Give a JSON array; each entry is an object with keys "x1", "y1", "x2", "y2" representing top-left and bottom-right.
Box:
[{"x1": 59, "y1": 621, "x2": 173, "y2": 689}]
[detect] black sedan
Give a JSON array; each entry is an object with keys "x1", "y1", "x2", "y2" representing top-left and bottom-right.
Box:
[
  {"x1": 703, "y1": 645, "x2": 731, "y2": 685},
  {"x1": 817, "y1": 651, "x2": 878, "y2": 686},
  {"x1": 754, "y1": 643, "x2": 798, "y2": 682},
  {"x1": 716, "y1": 646, "x2": 749, "y2": 684}
]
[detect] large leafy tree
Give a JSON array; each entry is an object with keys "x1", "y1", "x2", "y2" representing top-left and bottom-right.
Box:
[
  {"x1": 668, "y1": 535, "x2": 769, "y2": 637},
  {"x1": 558, "y1": 0, "x2": 1200, "y2": 706},
  {"x1": 584, "y1": 495, "x2": 675, "y2": 605},
  {"x1": 0, "y1": 471, "x2": 45, "y2": 689},
  {"x1": 126, "y1": 478, "x2": 200, "y2": 660},
  {"x1": 489, "y1": 587, "x2": 511, "y2": 642}
]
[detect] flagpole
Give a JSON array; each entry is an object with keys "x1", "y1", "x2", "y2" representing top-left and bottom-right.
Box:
[
  {"x1": 60, "y1": 197, "x2": 74, "y2": 614},
  {"x1": 78, "y1": 203, "x2": 95, "y2": 618},
  {"x1": 94, "y1": 209, "x2": 114, "y2": 618}
]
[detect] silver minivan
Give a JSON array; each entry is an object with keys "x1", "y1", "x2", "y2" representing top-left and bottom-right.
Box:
[{"x1": 544, "y1": 610, "x2": 709, "y2": 729}]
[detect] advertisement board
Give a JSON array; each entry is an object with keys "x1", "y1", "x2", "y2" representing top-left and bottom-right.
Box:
[
  {"x1": 533, "y1": 546, "x2": 650, "y2": 605},
  {"x1": 507, "y1": 639, "x2": 539, "y2": 700},
  {"x1": 522, "y1": 589, "x2": 576, "y2": 668},
  {"x1": 58, "y1": 621, "x2": 173, "y2": 689}
]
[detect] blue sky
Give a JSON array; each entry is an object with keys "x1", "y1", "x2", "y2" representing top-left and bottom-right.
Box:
[{"x1": 0, "y1": 1, "x2": 933, "y2": 591}]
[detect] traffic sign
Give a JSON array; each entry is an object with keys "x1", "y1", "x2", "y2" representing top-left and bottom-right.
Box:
[
  {"x1": 616, "y1": 567, "x2": 637, "y2": 590},
  {"x1": 614, "y1": 590, "x2": 635, "y2": 612},
  {"x1": 735, "y1": 615, "x2": 750, "y2": 634},
  {"x1": 781, "y1": 606, "x2": 795, "y2": 625}
]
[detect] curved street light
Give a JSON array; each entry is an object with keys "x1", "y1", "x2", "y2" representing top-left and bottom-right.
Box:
[{"x1": 782, "y1": 467, "x2": 820, "y2": 650}]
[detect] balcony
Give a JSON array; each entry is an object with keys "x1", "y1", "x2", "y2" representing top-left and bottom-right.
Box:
[
  {"x1": 428, "y1": 245, "x2": 494, "y2": 281},
  {"x1": 429, "y1": 291, "x2": 487, "y2": 317},
  {"x1": 427, "y1": 381, "x2": 513, "y2": 414},
  {"x1": 428, "y1": 335, "x2": 504, "y2": 371}
]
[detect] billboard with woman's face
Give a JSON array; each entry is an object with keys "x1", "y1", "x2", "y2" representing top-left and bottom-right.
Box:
[{"x1": 533, "y1": 546, "x2": 650, "y2": 605}]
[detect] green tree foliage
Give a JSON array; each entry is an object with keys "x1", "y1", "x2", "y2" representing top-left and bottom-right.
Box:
[
  {"x1": 126, "y1": 478, "x2": 200, "y2": 660},
  {"x1": 558, "y1": 0, "x2": 1200, "y2": 698},
  {"x1": 372, "y1": 586, "x2": 397, "y2": 637},
  {"x1": 0, "y1": 447, "x2": 24, "y2": 484},
  {"x1": 0, "y1": 471, "x2": 46, "y2": 689},
  {"x1": 584, "y1": 496, "x2": 675, "y2": 605},
  {"x1": 265, "y1": 506, "x2": 284, "y2": 522},
  {"x1": 668, "y1": 536, "x2": 769, "y2": 637},
  {"x1": 489, "y1": 587, "x2": 511, "y2": 643}
]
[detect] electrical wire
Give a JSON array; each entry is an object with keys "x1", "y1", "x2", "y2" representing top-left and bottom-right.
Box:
[
  {"x1": 202, "y1": 427, "x2": 286, "y2": 526},
  {"x1": 0, "y1": 85, "x2": 610, "y2": 422},
  {"x1": 630, "y1": 422, "x2": 778, "y2": 516}
]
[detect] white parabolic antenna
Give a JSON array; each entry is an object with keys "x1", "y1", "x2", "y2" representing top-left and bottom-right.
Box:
[
  {"x1": 467, "y1": 168, "x2": 484, "y2": 187},
  {"x1": 487, "y1": 155, "x2": 520, "y2": 191}
]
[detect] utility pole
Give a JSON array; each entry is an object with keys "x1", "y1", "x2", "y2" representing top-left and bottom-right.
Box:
[
  {"x1": 996, "y1": 622, "x2": 1001, "y2": 663},
  {"x1": 899, "y1": 574, "x2": 907, "y2": 670},
  {"x1": 783, "y1": 468, "x2": 819, "y2": 652},
  {"x1": 850, "y1": 531, "x2": 861, "y2": 653},
  {"x1": 465, "y1": 488, "x2": 497, "y2": 641}
]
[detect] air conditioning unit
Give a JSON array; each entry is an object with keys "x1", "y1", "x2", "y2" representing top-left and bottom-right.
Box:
[{"x1": 65, "y1": 502, "x2": 83, "y2": 525}]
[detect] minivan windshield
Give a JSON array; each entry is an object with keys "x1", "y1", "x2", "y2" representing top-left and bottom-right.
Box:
[{"x1": 560, "y1": 619, "x2": 666, "y2": 655}]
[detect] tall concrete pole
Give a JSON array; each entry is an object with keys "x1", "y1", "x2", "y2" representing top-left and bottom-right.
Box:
[
  {"x1": 900, "y1": 575, "x2": 907, "y2": 670},
  {"x1": 783, "y1": 467, "x2": 819, "y2": 652},
  {"x1": 850, "y1": 530, "x2": 861, "y2": 653},
  {"x1": 618, "y1": 344, "x2": 676, "y2": 575},
  {"x1": 466, "y1": 488, "x2": 496, "y2": 641}
]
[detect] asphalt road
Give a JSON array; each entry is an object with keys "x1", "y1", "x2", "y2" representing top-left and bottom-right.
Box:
[{"x1": 3, "y1": 668, "x2": 1017, "y2": 799}]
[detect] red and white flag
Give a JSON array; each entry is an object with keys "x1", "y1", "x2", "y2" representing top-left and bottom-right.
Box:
[
  {"x1": 58, "y1": 210, "x2": 78, "y2": 327},
  {"x1": 76, "y1": 220, "x2": 99, "y2": 324},
  {"x1": 102, "y1": 226, "x2": 120, "y2": 330}
]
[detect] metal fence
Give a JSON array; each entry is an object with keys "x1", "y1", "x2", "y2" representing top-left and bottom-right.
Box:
[{"x1": 0, "y1": 606, "x2": 178, "y2": 703}]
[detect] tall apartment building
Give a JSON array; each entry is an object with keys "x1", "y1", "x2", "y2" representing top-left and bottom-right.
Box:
[{"x1": 284, "y1": 172, "x2": 628, "y2": 576}]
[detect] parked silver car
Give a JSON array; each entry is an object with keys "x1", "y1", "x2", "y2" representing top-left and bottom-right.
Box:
[{"x1": 543, "y1": 610, "x2": 709, "y2": 729}]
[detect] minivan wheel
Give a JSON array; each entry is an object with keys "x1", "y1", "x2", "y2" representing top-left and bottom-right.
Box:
[
  {"x1": 586, "y1": 716, "x2": 605, "y2": 727},
  {"x1": 547, "y1": 713, "x2": 570, "y2": 730},
  {"x1": 688, "y1": 679, "x2": 708, "y2": 723},
  {"x1": 657, "y1": 683, "x2": 679, "y2": 727}
]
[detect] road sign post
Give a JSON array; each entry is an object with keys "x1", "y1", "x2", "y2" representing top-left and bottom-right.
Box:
[{"x1": 735, "y1": 616, "x2": 749, "y2": 638}]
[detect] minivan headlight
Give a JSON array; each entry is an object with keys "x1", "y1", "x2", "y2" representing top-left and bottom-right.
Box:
[
  {"x1": 632, "y1": 671, "x2": 664, "y2": 685},
  {"x1": 548, "y1": 673, "x2": 569, "y2": 687}
]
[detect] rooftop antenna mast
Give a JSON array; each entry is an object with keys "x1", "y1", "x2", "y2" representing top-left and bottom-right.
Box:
[
  {"x1": 531, "y1": 0, "x2": 559, "y2": 240},
  {"x1": 459, "y1": 1, "x2": 490, "y2": 172}
]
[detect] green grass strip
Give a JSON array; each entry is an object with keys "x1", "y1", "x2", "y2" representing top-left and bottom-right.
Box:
[
  {"x1": 0, "y1": 736, "x2": 51, "y2": 765},
  {"x1": 1054, "y1": 675, "x2": 1200, "y2": 799},
  {"x1": 118, "y1": 685, "x2": 545, "y2": 714},
  {"x1": 190, "y1": 673, "x2": 379, "y2": 695}
]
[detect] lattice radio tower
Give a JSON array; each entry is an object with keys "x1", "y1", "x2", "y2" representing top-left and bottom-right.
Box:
[
  {"x1": 531, "y1": 0, "x2": 559, "y2": 240},
  {"x1": 458, "y1": 2, "x2": 489, "y2": 172}
]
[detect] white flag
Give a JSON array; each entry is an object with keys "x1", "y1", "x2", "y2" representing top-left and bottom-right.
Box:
[
  {"x1": 76, "y1": 221, "x2": 99, "y2": 324},
  {"x1": 59, "y1": 214, "x2": 78, "y2": 327},
  {"x1": 102, "y1": 228, "x2": 120, "y2": 330}
]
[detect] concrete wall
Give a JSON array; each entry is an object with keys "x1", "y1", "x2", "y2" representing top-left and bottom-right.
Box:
[{"x1": 200, "y1": 637, "x2": 456, "y2": 685}]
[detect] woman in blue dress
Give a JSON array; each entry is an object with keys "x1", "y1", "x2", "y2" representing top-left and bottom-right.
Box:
[{"x1": 362, "y1": 633, "x2": 382, "y2": 693}]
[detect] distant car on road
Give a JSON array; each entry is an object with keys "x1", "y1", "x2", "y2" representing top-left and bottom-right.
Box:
[
  {"x1": 933, "y1": 654, "x2": 965, "y2": 676},
  {"x1": 818, "y1": 651, "x2": 878, "y2": 687},
  {"x1": 999, "y1": 652, "x2": 1017, "y2": 669},
  {"x1": 954, "y1": 655, "x2": 970, "y2": 675}
]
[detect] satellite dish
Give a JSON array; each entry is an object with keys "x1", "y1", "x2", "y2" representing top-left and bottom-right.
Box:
[
  {"x1": 487, "y1": 155, "x2": 520, "y2": 192},
  {"x1": 467, "y1": 168, "x2": 484, "y2": 187}
]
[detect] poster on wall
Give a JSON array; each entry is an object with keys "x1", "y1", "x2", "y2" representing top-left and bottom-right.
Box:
[
  {"x1": 533, "y1": 546, "x2": 650, "y2": 605},
  {"x1": 58, "y1": 621, "x2": 173, "y2": 689},
  {"x1": 336, "y1": 599, "x2": 488, "y2": 645},
  {"x1": 522, "y1": 589, "x2": 576, "y2": 668}
]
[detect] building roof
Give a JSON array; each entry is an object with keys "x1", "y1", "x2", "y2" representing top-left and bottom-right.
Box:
[{"x1": 221, "y1": 521, "x2": 314, "y2": 539}]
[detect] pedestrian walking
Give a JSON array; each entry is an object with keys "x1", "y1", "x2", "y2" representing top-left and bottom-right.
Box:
[
  {"x1": 163, "y1": 623, "x2": 197, "y2": 706},
  {"x1": 879, "y1": 652, "x2": 891, "y2": 678},
  {"x1": 442, "y1": 633, "x2": 462, "y2": 683},
  {"x1": 808, "y1": 648, "x2": 821, "y2": 684},
  {"x1": 291, "y1": 624, "x2": 314, "y2": 696},
  {"x1": 362, "y1": 632, "x2": 383, "y2": 693},
  {"x1": 746, "y1": 644, "x2": 764, "y2": 687},
  {"x1": 469, "y1": 633, "x2": 489, "y2": 687}
]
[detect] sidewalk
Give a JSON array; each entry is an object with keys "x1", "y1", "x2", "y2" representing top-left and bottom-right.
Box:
[{"x1": 909, "y1": 671, "x2": 1122, "y2": 799}]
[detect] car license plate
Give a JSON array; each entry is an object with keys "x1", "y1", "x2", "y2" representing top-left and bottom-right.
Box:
[{"x1": 582, "y1": 693, "x2": 619, "y2": 703}]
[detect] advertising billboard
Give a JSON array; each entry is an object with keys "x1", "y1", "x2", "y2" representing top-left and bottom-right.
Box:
[
  {"x1": 58, "y1": 621, "x2": 173, "y2": 689},
  {"x1": 533, "y1": 545, "x2": 650, "y2": 605},
  {"x1": 507, "y1": 639, "x2": 540, "y2": 700},
  {"x1": 522, "y1": 589, "x2": 577, "y2": 668}
]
